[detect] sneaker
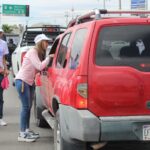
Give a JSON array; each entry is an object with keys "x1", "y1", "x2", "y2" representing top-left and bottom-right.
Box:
[
  {"x1": 0, "y1": 119, "x2": 7, "y2": 126},
  {"x1": 27, "y1": 130, "x2": 40, "y2": 139},
  {"x1": 18, "y1": 133, "x2": 36, "y2": 142}
]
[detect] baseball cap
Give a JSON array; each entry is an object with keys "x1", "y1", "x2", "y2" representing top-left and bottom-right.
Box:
[
  {"x1": 34, "y1": 34, "x2": 50, "y2": 44},
  {"x1": 0, "y1": 28, "x2": 3, "y2": 32}
]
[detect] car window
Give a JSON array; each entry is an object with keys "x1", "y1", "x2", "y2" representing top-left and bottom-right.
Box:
[
  {"x1": 49, "y1": 38, "x2": 60, "y2": 55},
  {"x1": 56, "y1": 33, "x2": 71, "y2": 68},
  {"x1": 47, "y1": 38, "x2": 60, "y2": 67},
  {"x1": 69, "y1": 28, "x2": 87, "y2": 69},
  {"x1": 95, "y1": 25, "x2": 150, "y2": 72}
]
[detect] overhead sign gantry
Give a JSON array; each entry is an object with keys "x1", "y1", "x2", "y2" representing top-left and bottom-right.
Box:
[{"x1": 2, "y1": 4, "x2": 29, "y2": 16}]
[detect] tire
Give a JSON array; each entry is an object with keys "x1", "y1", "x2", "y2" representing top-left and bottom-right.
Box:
[
  {"x1": 54, "y1": 111, "x2": 88, "y2": 150},
  {"x1": 33, "y1": 92, "x2": 49, "y2": 128}
]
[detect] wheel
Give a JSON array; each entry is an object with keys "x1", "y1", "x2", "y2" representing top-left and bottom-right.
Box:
[
  {"x1": 54, "y1": 111, "x2": 88, "y2": 150},
  {"x1": 33, "y1": 93, "x2": 49, "y2": 128}
]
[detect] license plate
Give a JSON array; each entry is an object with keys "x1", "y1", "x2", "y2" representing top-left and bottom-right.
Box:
[{"x1": 143, "y1": 125, "x2": 150, "y2": 141}]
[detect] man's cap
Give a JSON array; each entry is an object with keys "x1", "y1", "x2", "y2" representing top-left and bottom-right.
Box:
[
  {"x1": 0, "y1": 28, "x2": 3, "y2": 32},
  {"x1": 34, "y1": 34, "x2": 50, "y2": 44}
]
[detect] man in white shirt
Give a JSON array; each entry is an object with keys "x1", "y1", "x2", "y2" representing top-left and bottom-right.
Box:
[{"x1": 0, "y1": 28, "x2": 9, "y2": 126}]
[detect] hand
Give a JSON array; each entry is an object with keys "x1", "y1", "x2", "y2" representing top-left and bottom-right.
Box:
[
  {"x1": 3, "y1": 69, "x2": 9, "y2": 76},
  {"x1": 49, "y1": 54, "x2": 54, "y2": 58}
]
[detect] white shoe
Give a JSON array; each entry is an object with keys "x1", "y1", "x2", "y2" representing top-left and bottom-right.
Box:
[
  {"x1": 18, "y1": 134, "x2": 36, "y2": 142},
  {"x1": 27, "y1": 130, "x2": 40, "y2": 139},
  {"x1": 0, "y1": 119, "x2": 7, "y2": 126}
]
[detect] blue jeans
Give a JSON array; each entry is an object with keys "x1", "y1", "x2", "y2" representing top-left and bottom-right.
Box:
[
  {"x1": 0, "y1": 74, "x2": 4, "y2": 119},
  {"x1": 15, "y1": 79, "x2": 35, "y2": 132}
]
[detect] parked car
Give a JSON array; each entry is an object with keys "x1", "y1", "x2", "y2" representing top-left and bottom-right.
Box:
[
  {"x1": 11, "y1": 25, "x2": 66, "y2": 80},
  {"x1": 35, "y1": 10, "x2": 150, "y2": 150}
]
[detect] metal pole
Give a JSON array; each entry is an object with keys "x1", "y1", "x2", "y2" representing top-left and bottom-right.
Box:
[
  {"x1": 119, "y1": 0, "x2": 121, "y2": 10},
  {"x1": 104, "y1": 0, "x2": 106, "y2": 9},
  {"x1": 146, "y1": 0, "x2": 148, "y2": 10}
]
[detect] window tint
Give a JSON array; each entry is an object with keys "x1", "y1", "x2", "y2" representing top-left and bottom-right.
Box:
[
  {"x1": 49, "y1": 38, "x2": 59, "y2": 54},
  {"x1": 96, "y1": 25, "x2": 150, "y2": 72},
  {"x1": 70, "y1": 28, "x2": 87, "y2": 69},
  {"x1": 56, "y1": 33, "x2": 71, "y2": 68},
  {"x1": 47, "y1": 38, "x2": 60, "y2": 67}
]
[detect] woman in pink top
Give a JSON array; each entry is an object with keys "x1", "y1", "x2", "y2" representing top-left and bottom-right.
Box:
[{"x1": 15, "y1": 34, "x2": 53, "y2": 142}]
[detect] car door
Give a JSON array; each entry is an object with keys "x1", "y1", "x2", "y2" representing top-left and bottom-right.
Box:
[
  {"x1": 39, "y1": 37, "x2": 62, "y2": 111},
  {"x1": 40, "y1": 33, "x2": 72, "y2": 113}
]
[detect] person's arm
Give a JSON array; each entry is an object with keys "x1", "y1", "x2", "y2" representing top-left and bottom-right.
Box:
[
  {"x1": 3, "y1": 42, "x2": 9, "y2": 76},
  {"x1": 3, "y1": 56, "x2": 9, "y2": 76},
  {"x1": 29, "y1": 49, "x2": 51, "y2": 71}
]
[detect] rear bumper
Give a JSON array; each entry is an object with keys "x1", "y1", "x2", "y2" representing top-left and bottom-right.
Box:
[
  {"x1": 59, "y1": 104, "x2": 150, "y2": 142},
  {"x1": 100, "y1": 116, "x2": 150, "y2": 141}
]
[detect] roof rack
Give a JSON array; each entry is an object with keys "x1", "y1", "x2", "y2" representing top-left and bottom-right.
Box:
[
  {"x1": 20, "y1": 26, "x2": 66, "y2": 46},
  {"x1": 25, "y1": 25, "x2": 66, "y2": 32},
  {"x1": 67, "y1": 9, "x2": 150, "y2": 28}
]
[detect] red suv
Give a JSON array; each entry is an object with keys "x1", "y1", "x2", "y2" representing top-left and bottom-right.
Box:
[{"x1": 35, "y1": 10, "x2": 150, "y2": 150}]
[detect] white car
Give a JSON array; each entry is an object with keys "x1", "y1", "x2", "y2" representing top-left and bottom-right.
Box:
[
  {"x1": 11, "y1": 45, "x2": 33, "y2": 78},
  {"x1": 11, "y1": 25, "x2": 66, "y2": 83}
]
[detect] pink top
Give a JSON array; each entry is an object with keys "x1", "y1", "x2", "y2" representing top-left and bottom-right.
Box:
[{"x1": 15, "y1": 48, "x2": 50, "y2": 86}]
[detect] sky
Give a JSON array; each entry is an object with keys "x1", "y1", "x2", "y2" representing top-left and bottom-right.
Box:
[{"x1": 0, "y1": 0, "x2": 133, "y2": 26}]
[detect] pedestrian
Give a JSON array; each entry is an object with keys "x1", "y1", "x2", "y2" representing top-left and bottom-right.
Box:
[
  {"x1": 15, "y1": 34, "x2": 53, "y2": 142},
  {"x1": 0, "y1": 28, "x2": 9, "y2": 126},
  {"x1": 7, "y1": 38, "x2": 16, "y2": 68}
]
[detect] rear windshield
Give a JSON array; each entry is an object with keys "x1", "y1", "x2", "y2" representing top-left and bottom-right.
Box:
[{"x1": 96, "y1": 25, "x2": 150, "y2": 72}]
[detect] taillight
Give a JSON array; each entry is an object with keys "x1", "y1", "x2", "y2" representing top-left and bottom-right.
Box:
[
  {"x1": 35, "y1": 74, "x2": 42, "y2": 86},
  {"x1": 21, "y1": 52, "x2": 26, "y2": 64},
  {"x1": 75, "y1": 77, "x2": 88, "y2": 109}
]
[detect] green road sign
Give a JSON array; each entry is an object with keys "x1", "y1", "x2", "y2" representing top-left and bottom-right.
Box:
[{"x1": 2, "y1": 4, "x2": 29, "y2": 16}]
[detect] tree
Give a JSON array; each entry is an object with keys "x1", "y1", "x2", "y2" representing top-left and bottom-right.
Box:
[{"x1": 2, "y1": 24, "x2": 13, "y2": 33}]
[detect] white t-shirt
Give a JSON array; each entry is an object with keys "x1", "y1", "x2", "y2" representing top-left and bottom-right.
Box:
[{"x1": 0, "y1": 39, "x2": 9, "y2": 68}]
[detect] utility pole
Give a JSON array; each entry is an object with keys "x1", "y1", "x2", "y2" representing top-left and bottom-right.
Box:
[
  {"x1": 103, "y1": 0, "x2": 106, "y2": 9},
  {"x1": 119, "y1": 0, "x2": 121, "y2": 10},
  {"x1": 146, "y1": 0, "x2": 148, "y2": 10}
]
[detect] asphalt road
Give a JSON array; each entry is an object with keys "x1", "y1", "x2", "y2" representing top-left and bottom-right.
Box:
[
  {"x1": 1, "y1": 74, "x2": 150, "y2": 150},
  {"x1": 0, "y1": 74, "x2": 54, "y2": 150}
]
